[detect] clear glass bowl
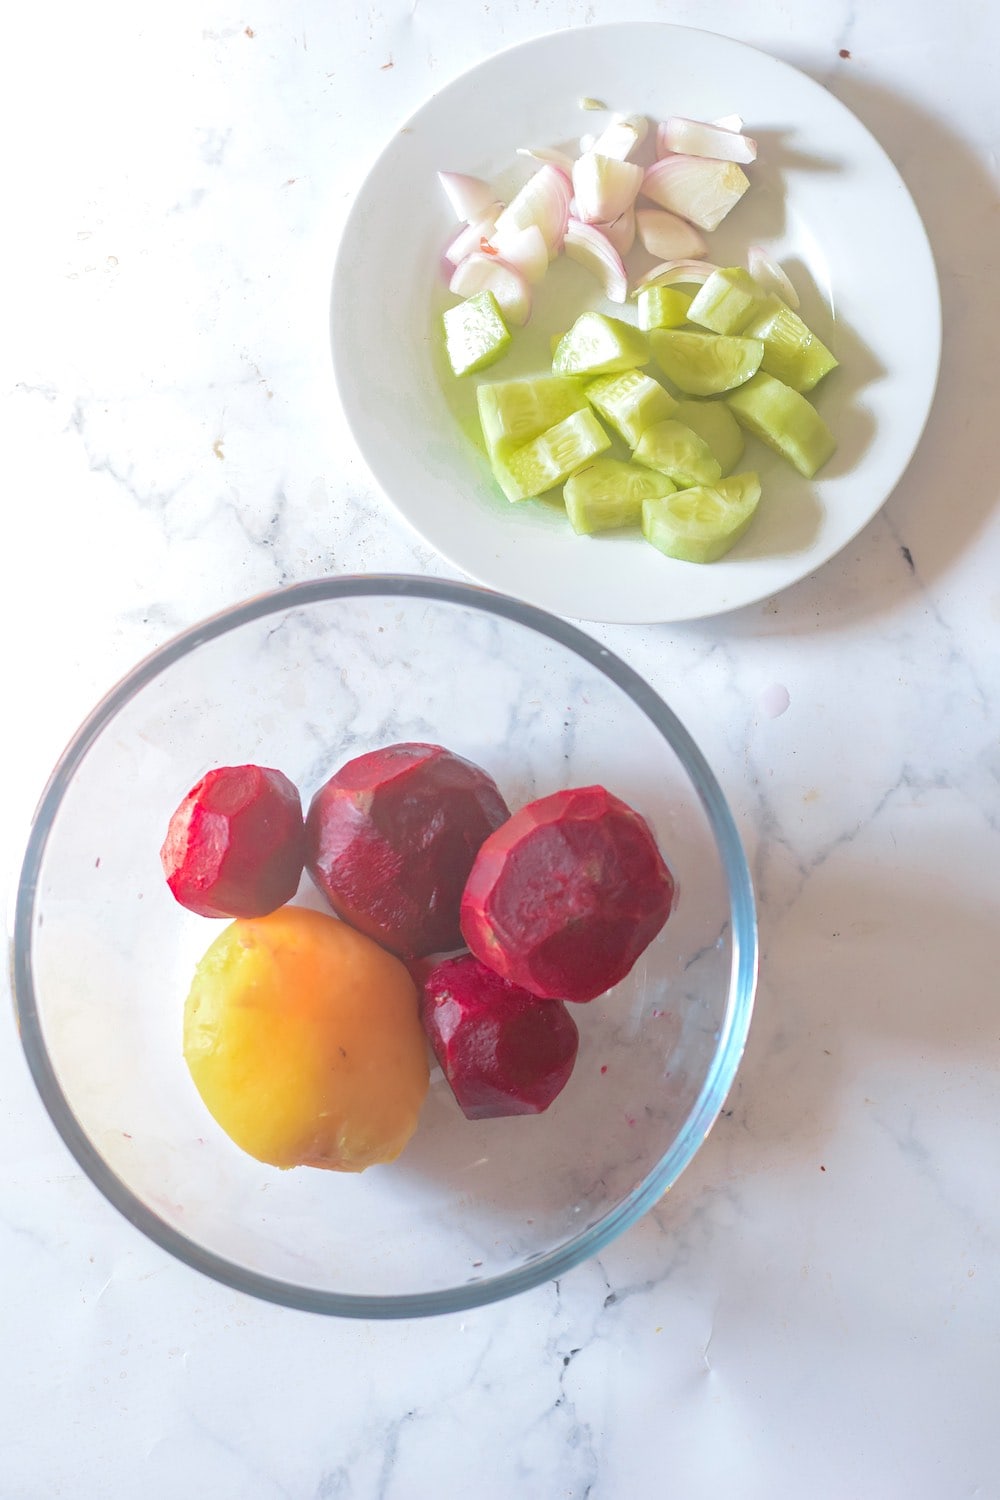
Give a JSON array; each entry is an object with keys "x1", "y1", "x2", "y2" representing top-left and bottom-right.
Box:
[{"x1": 13, "y1": 576, "x2": 756, "y2": 1318}]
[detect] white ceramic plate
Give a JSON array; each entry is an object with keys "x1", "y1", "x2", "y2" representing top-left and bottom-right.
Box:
[{"x1": 331, "y1": 24, "x2": 940, "y2": 624}]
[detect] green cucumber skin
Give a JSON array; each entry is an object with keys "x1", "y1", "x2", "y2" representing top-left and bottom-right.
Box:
[
  {"x1": 637, "y1": 286, "x2": 693, "y2": 332},
  {"x1": 741, "y1": 295, "x2": 839, "y2": 393},
  {"x1": 725, "y1": 372, "x2": 836, "y2": 478},
  {"x1": 686, "y1": 268, "x2": 768, "y2": 336},
  {"x1": 673, "y1": 399, "x2": 745, "y2": 475}
]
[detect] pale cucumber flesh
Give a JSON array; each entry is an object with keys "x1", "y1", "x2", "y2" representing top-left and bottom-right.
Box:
[
  {"x1": 477, "y1": 377, "x2": 587, "y2": 461},
  {"x1": 552, "y1": 312, "x2": 650, "y2": 376},
  {"x1": 725, "y1": 372, "x2": 835, "y2": 477},
  {"x1": 673, "y1": 399, "x2": 744, "y2": 475},
  {"x1": 642, "y1": 473, "x2": 761, "y2": 563},
  {"x1": 564, "y1": 458, "x2": 676, "y2": 535},
  {"x1": 584, "y1": 369, "x2": 677, "y2": 447},
  {"x1": 633, "y1": 418, "x2": 723, "y2": 488},
  {"x1": 649, "y1": 328, "x2": 764, "y2": 396},
  {"x1": 741, "y1": 294, "x2": 838, "y2": 393},
  {"x1": 496, "y1": 408, "x2": 611, "y2": 501},
  {"x1": 637, "y1": 285, "x2": 692, "y2": 332},
  {"x1": 443, "y1": 291, "x2": 511, "y2": 378},
  {"x1": 686, "y1": 267, "x2": 768, "y2": 336},
  {"x1": 715, "y1": 471, "x2": 762, "y2": 509}
]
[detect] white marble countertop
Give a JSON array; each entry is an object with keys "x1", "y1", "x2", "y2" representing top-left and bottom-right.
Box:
[{"x1": 3, "y1": 1, "x2": 999, "y2": 1495}]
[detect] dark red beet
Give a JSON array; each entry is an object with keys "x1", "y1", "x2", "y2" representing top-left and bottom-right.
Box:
[
  {"x1": 305, "y1": 743, "x2": 510, "y2": 959},
  {"x1": 420, "y1": 954, "x2": 579, "y2": 1120},
  {"x1": 160, "y1": 764, "x2": 305, "y2": 918},
  {"x1": 460, "y1": 784, "x2": 675, "y2": 1003},
  {"x1": 403, "y1": 948, "x2": 469, "y2": 989}
]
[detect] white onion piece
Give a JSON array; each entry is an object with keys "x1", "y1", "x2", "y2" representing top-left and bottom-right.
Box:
[
  {"x1": 713, "y1": 113, "x2": 744, "y2": 132},
  {"x1": 438, "y1": 171, "x2": 499, "y2": 224},
  {"x1": 619, "y1": 113, "x2": 650, "y2": 145},
  {"x1": 516, "y1": 145, "x2": 576, "y2": 172},
  {"x1": 449, "y1": 253, "x2": 532, "y2": 326},
  {"x1": 579, "y1": 132, "x2": 596, "y2": 153},
  {"x1": 586, "y1": 112, "x2": 648, "y2": 161},
  {"x1": 563, "y1": 219, "x2": 629, "y2": 304},
  {"x1": 635, "y1": 207, "x2": 707, "y2": 261},
  {"x1": 444, "y1": 207, "x2": 503, "y2": 267},
  {"x1": 632, "y1": 259, "x2": 721, "y2": 294},
  {"x1": 747, "y1": 244, "x2": 800, "y2": 309},
  {"x1": 572, "y1": 153, "x2": 643, "y2": 225},
  {"x1": 642, "y1": 154, "x2": 749, "y2": 231},
  {"x1": 598, "y1": 206, "x2": 636, "y2": 256},
  {"x1": 493, "y1": 163, "x2": 572, "y2": 257},
  {"x1": 657, "y1": 116, "x2": 757, "y2": 164},
  {"x1": 489, "y1": 221, "x2": 549, "y2": 285}
]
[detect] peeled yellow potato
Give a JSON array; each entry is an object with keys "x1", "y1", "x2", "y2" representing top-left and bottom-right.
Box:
[{"x1": 183, "y1": 905, "x2": 429, "y2": 1171}]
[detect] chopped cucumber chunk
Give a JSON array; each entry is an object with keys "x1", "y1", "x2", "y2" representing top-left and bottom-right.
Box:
[
  {"x1": 584, "y1": 369, "x2": 678, "y2": 447},
  {"x1": 715, "y1": 470, "x2": 762, "y2": 508},
  {"x1": 686, "y1": 267, "x2": 768, "y2": 335},
  {"x1": 725, "y1": 372, "x2": 835, "y2": 477},
  {"x1": 642, "y1": 472, "x2": 761, "y2": 563},
  {"x1": 648, "y1": 328, "x2": 764, "y2": 396},
  {"x1": 741, "y1": 294, "x2": 838, "y2": 392},
  {"x1": 637, "y1": 285, "x2": 693, "y2": 332},
  {"x1": 496, "y1": 408, "x2": 611, "y2": 501},
  {"x1": 564, "y1": 458, "x2": 676, "y2": 535},
  {"x1": 477, "y1": 377, "x2": 587, "y2": 461},
  {"x1": 443, "y1": 291, "x2": 512, "y2": 377},
  {"x1": 552, "y1": 312, "x2": 650, "y2": 376},
  {"x1": 633, "y1": 418, "x2": 723, "y2": 488},
  {"x1": 673, "y1": 399, "x2": 745, "y2": 475}
]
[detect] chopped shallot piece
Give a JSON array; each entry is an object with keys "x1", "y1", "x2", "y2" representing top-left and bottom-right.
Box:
[
  {"x1": 444, "y1": 208, "x2": 503, "y2": 266},
  {"x1": 572, "y1": 153, "x2": 643, "y2": 225},
  {"x1": 438, "y1": 171, "x2": 499, "y2": 223},
  {"x1": 563, "y1": 219, "x2": 629, "y2": 303},
  {"x1": 490, "y1": 222, "x2": 549, "y2": 285},
  {"x1": 641, "y1": 155, "x2": 750, "y2": 231},
  {"x1": 585, "y1": 113, "x2": 648, "y2": 161},
  {"x1": 747, "y1": 245, "x2": 800, "y2": 309},
  {"x1": 635, "y1": 207, "x2": 707, "y2": 261},
  {"x1": 656, "y1": 117, "x2": 757, "y2": 164},
  {"x1": 632, "y1": 259, "x2": 720, "y2": 294},
  {"x1": 449, "y1": 253, "x2": 532, "y2": 326},
  {"x1": 493, "y1": 164, "x2": 572, "y2": 257},
  {"x1": 598, "y1": 207, "x2": 636, "y2": 257}
]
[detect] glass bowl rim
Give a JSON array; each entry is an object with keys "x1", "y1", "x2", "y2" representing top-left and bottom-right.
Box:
[{"x1": 13, "y1": 573, "x2": 757, "y2": 1319}]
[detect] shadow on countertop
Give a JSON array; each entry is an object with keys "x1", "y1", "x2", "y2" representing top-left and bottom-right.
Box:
[{"x1": 596, "y1": 836, "x2": 1000, "y2": 1292}]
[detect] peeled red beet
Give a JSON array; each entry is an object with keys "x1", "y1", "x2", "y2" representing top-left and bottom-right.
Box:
[
  {"x1": 420, "y1": 954, "x2": 579, "y2": 1120},
  {"x1": 160, "y1": 764, "x2": 305, "y2": 918},
  {"x1": 460, "y1": 784, "x2": 675, "y2": 1003},
  {"x1": 305, "y1": 743, "x2": 510, "y2": 959}
]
